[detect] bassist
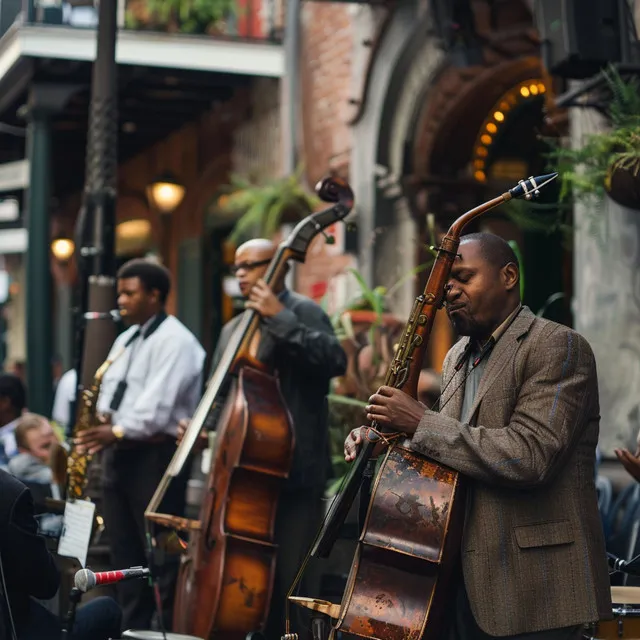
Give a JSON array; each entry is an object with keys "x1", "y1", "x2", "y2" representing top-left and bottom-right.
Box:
[{"x1": 182, "y1": 238, "x2": 347, "y2": 640}]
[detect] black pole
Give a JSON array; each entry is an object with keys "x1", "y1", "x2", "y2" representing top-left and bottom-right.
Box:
[
  {"x1": 25, "y1": 101, "x2": 53, "y2": 415},
  {"x1": 69, "y1": 0, "x2": 119, "y2": 436}
]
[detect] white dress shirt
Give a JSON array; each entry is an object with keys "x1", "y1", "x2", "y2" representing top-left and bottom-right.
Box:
[
  {"x1": 52, "y1": 368, "x2": 77, "y2": 428},
  {"x1": 96, "y1": 314, "x2": 205, "y2": 439}
]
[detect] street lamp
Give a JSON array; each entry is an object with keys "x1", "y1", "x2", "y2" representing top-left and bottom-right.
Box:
[
  {"x1": 51, "y1": 237, "x2": 75, "y2": 262},
  {"x1": 147, "y1": 173, "x2": 185, "y2": 214},
  {"x1": 116, "y1": 218, "x2": 152, "y2": 256}
]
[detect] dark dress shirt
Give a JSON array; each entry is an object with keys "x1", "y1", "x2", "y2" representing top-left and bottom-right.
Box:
[{"x1": 210, "y1": 289, "x2": 347, "y2": 490}]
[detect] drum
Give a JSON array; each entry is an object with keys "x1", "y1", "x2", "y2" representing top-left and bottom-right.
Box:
[
  {"x1": 584, "y1": 587, "x2": 640, "y2": 639},
  {"x1": 121, "y1": 631, "x2": 204, "y2": 640}
]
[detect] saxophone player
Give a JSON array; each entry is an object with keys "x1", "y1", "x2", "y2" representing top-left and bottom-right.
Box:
[{"x1": 74, "y1": 258, "x2": 205, "y2": 632}]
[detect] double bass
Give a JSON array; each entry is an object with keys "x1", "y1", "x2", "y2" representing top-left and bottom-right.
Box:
[
  {"x1": 145, "y1": 176, "x2": 354, "y2": 640},
  {"x1": 287, "y1": 173, "x2": 558, "y2": 640}
]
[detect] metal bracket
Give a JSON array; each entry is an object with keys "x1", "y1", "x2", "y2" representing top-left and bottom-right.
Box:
[{"x1": 554, "y1": 62, "x2": 640, "y2": 109}]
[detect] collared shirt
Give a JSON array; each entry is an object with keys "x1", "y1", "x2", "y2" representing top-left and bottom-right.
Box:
[
  {"x1": 0, "y1": 417, "x2": 20, "y2": 460},
  {"x1": 460, "y1": 303, "x2": 523, "y2": 422},
  {"x1": 52, "y1": 368, "x2": 77, "y2": 429},
  {"x1": 97, "y1": 314, "x2": 205, "y2": 439}
]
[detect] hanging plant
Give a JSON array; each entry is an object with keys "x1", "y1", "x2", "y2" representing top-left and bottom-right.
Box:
[
  {"x1": 548, "y1": 66, "x2": 640, "y2": 209},
  {"x1": 213, "y1": 166, "x2": 321, "y2": 244}
]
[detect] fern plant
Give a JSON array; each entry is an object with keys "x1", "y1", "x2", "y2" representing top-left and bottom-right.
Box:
[
  {"x1": 548, "y1": 65, "x2": 640, "y2": 204},
  {"x1": 215, "y1": 166, "x2": 321, "y2": 244}
]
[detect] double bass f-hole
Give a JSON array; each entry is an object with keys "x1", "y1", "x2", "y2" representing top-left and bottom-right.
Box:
[{"x1": 204, "y1": 486, "x2": 217, "y2": 550}]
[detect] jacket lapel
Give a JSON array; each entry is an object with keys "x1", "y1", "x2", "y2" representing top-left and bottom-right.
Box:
[
  {"x1": 464, "y1": 306, "x2": 536, "y2": 422},
  {"x1": 439, "y1": 337, "x2": 470, "y2": 420}
]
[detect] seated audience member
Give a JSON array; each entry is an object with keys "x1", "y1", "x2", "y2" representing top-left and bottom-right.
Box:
[
  {"x1": 8, "y1": 414, "x2": 62, "y2": 537},
  {"x1": 8, "y1": 414, "x2": 58, "y2": 484}
]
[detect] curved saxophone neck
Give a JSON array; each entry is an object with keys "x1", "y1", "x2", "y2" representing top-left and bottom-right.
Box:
[{"x1": 93, "y1": 358, "x2": 113, "y2": 383}]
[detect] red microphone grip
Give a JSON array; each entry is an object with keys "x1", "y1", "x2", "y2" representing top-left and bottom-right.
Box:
[{"x1": 95, "y1": 570, "x2": 126, "y2": 585}]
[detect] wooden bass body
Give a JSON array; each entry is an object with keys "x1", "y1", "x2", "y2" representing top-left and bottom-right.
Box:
[
  {"x1": 174, "y1": 361, "x2": 294, "y2": 640},
  {"x1": 335, "y1": 443, "x2": 465, "y2": 639}
]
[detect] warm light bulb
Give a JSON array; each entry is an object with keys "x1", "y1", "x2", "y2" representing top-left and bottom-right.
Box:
[
  {"x1": 474, "y1": 170, "x2": 486, "y2": 182},
  {"x1": 480, "y1": 134, "x2": 492, "y2": 145},
  {"x1": 520, "y1": 87, "x2": 530, "y2": 97},
  {"x1": 493, "y1": 111, "x2": 504, "y2": 122},
  {"x1": 149, "y1": 181, "x2": 185, "y2": 214},
  {"x1": 486, "y1": 123, "x2": 497, "y2": 134},
  {"x1": 529, "y1": 84, "x2": 538, "y2": 95},
  {"x1": 51, "y1": 238, "x2": 75, "y2": 261}
]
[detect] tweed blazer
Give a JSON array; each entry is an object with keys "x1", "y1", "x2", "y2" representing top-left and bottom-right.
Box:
[{"x1": 411, "y1": 306, "x2": 611, "y2": 637}]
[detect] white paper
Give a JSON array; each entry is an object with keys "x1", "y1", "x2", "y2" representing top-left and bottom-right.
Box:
[{"x1": 57, "y1": 500, "x2": 95, "y2": 567}]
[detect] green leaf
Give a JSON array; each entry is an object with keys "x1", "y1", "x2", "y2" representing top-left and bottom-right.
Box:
[{"x1": 326, "y1": 394, "x2": 368, "y2": 408}]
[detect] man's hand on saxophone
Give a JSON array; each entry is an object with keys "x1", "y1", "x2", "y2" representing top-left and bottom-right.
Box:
[
  {"x1": 74, "y1": 414, "x2": 118, "y2": 455},
  {"x1": 343, "y1": 386, "x2": 426, "y2": 462}
]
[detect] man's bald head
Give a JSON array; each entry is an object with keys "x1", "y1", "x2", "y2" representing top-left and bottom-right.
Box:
[
  {"x1": 459, "y1": 232, "x2": 519, "y2": 272},
  {"x1": 236, "y1": 238, "x2": 276, "y2": 259}
]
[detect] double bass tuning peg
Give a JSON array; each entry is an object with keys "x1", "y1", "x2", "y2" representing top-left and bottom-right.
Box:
[
  {"x1": 316, "y1": 220, "x2": 357, "y2": 246},
  {"x1": 281, "y1": 634, "x2": 299, "y2": 640}
]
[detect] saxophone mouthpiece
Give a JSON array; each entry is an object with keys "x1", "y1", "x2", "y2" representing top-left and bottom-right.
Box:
[{"x1": 509, "y1": 172, "x2": 558, "y2": 201}]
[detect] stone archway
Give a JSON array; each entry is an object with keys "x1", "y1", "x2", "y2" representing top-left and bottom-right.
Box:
[{"x1": 351, "y1": 0, "x2": 564, "y2": 368}]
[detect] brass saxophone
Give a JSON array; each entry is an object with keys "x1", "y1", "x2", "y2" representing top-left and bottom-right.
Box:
[{"x1": 65, "y1": 356, "x2": 115, "y2": 500}]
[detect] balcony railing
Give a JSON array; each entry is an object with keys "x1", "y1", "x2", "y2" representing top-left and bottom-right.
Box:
[{"x1": 0, "y1": 0, "x2": 283, "y2": 42}]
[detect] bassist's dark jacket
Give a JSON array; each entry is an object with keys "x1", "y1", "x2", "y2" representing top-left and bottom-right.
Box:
[{"x1": 210, "y1": 289, "x2": 347, "y2": 491}]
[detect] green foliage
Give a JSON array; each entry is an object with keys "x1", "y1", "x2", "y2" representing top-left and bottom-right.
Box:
[
  {"x1": 507, "y1": 239, "x2": 566, "y2": 319},
  {"x1": 547, "y1": 66, "x2": 640, "y2": 203},
  {"x1": 142, "y1": 0, "x2": 236, "y2": 33},
  {"x1": 215, "y1": 166, "x2": 321, "y2": 244},
  {"x1": 325, "y1": 394, "x2": 368, "y2": 497}
]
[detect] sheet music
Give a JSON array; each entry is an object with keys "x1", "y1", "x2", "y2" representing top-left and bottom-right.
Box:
[{"x1": 57, "y1": 500, "x2": 95, "y2": 567}]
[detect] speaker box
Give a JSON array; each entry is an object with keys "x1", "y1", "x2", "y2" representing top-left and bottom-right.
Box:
[{"x1": 534, "y1": 0, "x2": 622, "y2": 79}]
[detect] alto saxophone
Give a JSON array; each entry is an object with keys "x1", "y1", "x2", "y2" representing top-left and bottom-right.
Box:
[
  {"x1": 66, "y1": 358, "x2": 115, "y2": 500},
  {"x1": 66, "y1": 356, "x2": 115, "y2": 500}
]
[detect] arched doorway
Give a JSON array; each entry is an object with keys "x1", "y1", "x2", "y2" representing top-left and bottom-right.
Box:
[
  {"x1": 409, "y1": 56, "x2": 570, "y2": 331},
  {"x1": 352, "y1": 0, "x2": 568, "y2": 370}
]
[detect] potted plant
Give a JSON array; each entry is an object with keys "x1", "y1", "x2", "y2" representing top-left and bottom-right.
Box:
[
  {"x1": 212, "y1": 166, "x2": 321, "y2": 244},
  {"x1": 324, "y1": 260, "x2": 437, "y2": 496},
  {"x1": 549, "y1": 66, "x2": 640, "y2": 209}
]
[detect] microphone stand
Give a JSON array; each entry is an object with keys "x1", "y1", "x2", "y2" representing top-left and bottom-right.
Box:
[{"x1": 62, "y1": 587, "x2": 82, "y2": 639}]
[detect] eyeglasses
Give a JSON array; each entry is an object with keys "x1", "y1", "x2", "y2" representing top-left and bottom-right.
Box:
[{"x1": 230, "y1": 259, "x2": 271, "y2": 275}]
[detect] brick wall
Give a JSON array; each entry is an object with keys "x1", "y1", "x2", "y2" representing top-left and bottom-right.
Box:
[
  {"x1": 292, "y1": 1, "x2": 357, "y2": 304},
  {"x1": 300, "y1": 1, "x2": 354, "y2": 183}
]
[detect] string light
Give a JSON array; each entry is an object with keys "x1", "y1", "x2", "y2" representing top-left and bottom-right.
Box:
[{"x1": 471, "y1": 78, "x2": 546, "y2": 183}]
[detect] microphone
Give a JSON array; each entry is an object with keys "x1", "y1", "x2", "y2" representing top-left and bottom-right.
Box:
[
  {"x1": 74, "y1": 566, "x2": 150, "y2": 593},
  {"x1": 607, "y1": 552, "x2": 640, "y2": 577}
]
